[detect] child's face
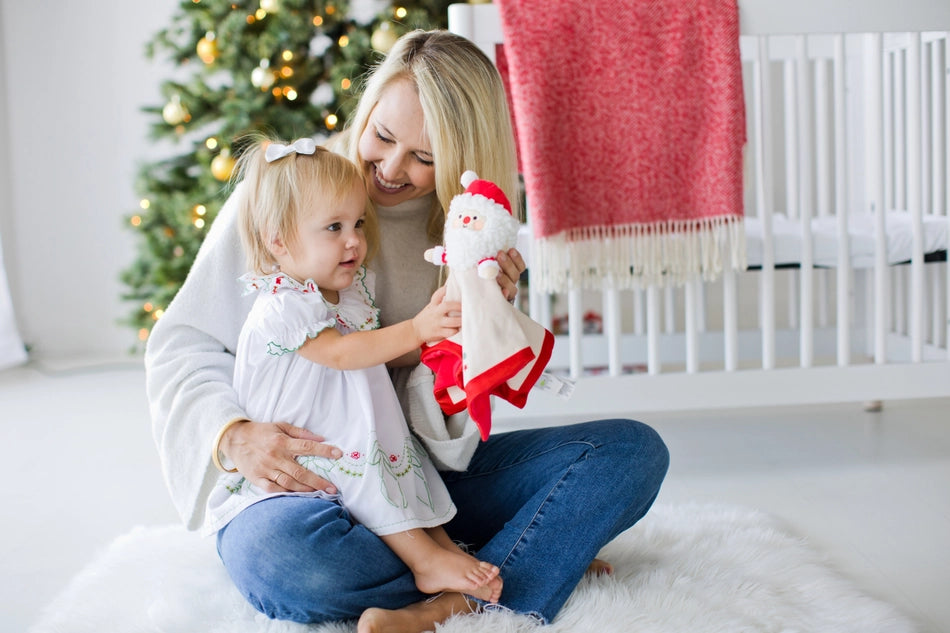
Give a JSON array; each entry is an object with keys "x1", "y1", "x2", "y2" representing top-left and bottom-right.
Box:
[{"x1": 277, "y1": 181, "x2": 368, "y2": 300}]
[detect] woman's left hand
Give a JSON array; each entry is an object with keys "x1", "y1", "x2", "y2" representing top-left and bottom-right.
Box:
[{"x1": 495, "y1": 247, "x2": 526, "y2": 302}]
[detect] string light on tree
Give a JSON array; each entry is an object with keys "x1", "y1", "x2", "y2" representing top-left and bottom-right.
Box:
[
  {"x1": 260, "y1": 0, "x2": 280, "y2": 13},
  {"x1": 192, "y1": 204, "x2": 208, "y2": 229}
]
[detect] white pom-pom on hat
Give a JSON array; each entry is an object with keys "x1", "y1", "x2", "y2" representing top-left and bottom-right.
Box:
[
  {"x1": 460, "y1": 170, "x2": 479, "y2": 189},
  {"x1": 458, "y1": 170, "x2": 512, "y2": 215}
]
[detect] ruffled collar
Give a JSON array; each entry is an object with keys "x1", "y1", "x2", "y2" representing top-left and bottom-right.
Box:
[{"x1": 239, "y1": 268, "x2": 379, "y2": 331}]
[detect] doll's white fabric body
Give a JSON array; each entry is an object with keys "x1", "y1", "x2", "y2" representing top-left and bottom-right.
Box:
[{"x1": 421, "y1": 172, "x2": 553, "y2": 440}]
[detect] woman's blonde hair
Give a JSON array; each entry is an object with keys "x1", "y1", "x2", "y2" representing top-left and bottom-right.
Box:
[
  {"x1": 234, "y1": 133, "x2": 378, "y2": 275},
  {"x1": 333, "y1": 29, "x2": 520, "y2": 241}
]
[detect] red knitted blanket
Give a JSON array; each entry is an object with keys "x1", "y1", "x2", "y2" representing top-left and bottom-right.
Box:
[{"x1": 496, "y1": 0, "x2": 747, "y2": 290}]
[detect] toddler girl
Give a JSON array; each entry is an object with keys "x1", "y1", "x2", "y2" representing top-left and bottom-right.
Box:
[{"x1": 204, "y1": 135, "x2": 502, "y2": 603}]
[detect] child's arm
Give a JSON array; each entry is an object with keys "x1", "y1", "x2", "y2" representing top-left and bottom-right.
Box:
[{"x1": 296, "y1": 286, "x2": 460, "y2": 371}]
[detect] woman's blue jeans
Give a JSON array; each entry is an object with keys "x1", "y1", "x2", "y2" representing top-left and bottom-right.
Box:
[{"x1": 216, "y1": 419, "x2": 669, "y2": 624}]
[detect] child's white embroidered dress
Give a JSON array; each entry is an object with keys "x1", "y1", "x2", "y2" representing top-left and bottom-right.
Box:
[{"x1": 204, "y1": 267, "x2": 456, "y2": 536}]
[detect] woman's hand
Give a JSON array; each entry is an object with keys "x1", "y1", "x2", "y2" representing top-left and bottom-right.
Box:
[
  {"x1": 219, "y1": 420, "x2": 343, "y2": 494},
  {"x1": 495, "y1": 247, "x2": 526, "y2": 302}
]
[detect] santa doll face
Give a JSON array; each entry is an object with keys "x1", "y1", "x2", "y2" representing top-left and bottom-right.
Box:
[
  {"x1": 449, "y1": 209, "x2": 486, "y2": 232},
  {"x1": 357, "y1": 79, "x2": 436, "y2": 207}
]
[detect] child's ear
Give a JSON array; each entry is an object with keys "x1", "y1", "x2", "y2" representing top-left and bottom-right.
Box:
[{"x1": 268, "y1": 236, "x2": 289, "y2": 257}]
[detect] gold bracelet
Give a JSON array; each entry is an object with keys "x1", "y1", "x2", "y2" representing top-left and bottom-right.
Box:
[{"x1": 211, "y1": 418, "x2": 245, "y2": 473}]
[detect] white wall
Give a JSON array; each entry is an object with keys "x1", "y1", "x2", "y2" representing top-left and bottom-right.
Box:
[{"x1": 0, "y1": 0, "x2": 177, "y2": 360}]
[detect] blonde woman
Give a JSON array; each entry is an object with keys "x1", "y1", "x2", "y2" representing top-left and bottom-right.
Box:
[{"x1": 146, "y1": 30, "x2": 668, "y2": 632}]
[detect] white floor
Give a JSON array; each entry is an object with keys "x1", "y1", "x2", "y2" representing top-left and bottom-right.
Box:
[{"x1": 2, "y1": 358, "x2": 949, "y2": 633}]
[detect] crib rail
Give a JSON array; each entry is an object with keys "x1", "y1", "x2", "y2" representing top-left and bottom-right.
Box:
[{"x1": 448, "y1": 3, "x2": 950, "y2": 417}]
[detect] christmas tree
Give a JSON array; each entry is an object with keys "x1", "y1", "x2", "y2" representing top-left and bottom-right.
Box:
[{"x1": 121, "y1": 0, "x2": 454, "y2": 346}]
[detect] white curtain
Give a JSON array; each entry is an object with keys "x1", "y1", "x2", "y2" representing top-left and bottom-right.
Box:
[{"x1": 0, "y1": 235, "x2": 26, "y2": 370}]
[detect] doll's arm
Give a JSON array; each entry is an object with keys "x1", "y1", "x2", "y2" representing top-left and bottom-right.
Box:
[
  {"x1": 423, "y1": 245, "x2": 447, "y2": 266},
  {"x1": 477, "y1": 257, "x2": 500, "y2": 279}
]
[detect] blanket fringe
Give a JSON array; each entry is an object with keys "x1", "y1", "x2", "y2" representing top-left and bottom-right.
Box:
[{"x1": 530, "y1": 217, "x2": 748, "y2": 293}]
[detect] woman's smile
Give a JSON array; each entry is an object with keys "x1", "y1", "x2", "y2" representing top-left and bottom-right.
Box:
[{"x1": 370, "y1": 164, "x2": 410, "y2": 194}]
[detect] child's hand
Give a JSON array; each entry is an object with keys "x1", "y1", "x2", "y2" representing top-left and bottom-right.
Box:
[{"x1": 412, "y1": 286, "x2": 461, "y2": 344}]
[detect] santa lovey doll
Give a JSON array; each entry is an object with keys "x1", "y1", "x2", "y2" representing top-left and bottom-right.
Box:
[{"x1": 421, "y1": 171, "x2": 554, "y2": 440}]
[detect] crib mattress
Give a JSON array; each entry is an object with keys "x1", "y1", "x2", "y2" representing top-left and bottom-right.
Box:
[
  {"x1": 744, "y1": 211, "x2": 948, "y2": 269},
  {"x1": 516, "y1": 211, "x2": 948, "y2": 274}
]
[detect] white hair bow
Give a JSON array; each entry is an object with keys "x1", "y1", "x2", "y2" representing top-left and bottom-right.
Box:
[{"x1": 265, "y1": 138, "x2": 317, "y2": 162}]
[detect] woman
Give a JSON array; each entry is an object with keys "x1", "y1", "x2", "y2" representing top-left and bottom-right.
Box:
[{"x1": 145, "y1": 30, "x2": 669, "y2": 632}]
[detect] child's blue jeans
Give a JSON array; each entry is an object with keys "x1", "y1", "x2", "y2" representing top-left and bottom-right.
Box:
[{"x1": 216, "y1": 418, "x2": 669, "y2": 624}]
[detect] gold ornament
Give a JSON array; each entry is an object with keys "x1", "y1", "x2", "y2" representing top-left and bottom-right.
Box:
[
  {"x1": 371, "y1": 22, "x2": 398, "y2": 54},
  {"x1": 197, "y1": 33, "x2": 218, "y2": 64},
  {"x1": 162, "y1": 95, "x2": 188, "y2": 126},
  {"x1": 211, "y1": 150, "x2": 235, "y2": 181}
]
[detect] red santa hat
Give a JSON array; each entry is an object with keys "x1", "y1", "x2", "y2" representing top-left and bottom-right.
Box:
[{"x1": 458, "y1": 170, "x2": 512, "y2": 216}]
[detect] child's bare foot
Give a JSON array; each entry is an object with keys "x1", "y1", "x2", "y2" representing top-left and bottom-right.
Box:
[
  {"x1": 358, "y1": 592, "x2": 475, "y2": 633},
  {"x1": 461, "y1": 572, "x2": 503, "y2": 604},
  {"x1": 587, "y1": 558, "x2": 614, "y2": 575},
  {"x1": 411, "y1": 547, "x2": 502, "y2": 602}
]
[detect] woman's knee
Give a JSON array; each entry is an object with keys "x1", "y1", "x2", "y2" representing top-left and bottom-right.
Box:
[{"x1": 585, "y1": 418, "x2": 670, "y2": 487}]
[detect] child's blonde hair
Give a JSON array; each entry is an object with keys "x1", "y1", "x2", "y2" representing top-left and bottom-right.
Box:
[{"x1": 234, "y1": 134, "x2": 378, "y2": 275}]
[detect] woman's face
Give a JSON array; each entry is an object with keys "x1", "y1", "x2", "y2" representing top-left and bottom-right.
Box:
[{"x1": 357, "y1": 79, "x2": 437, "y2": 207}]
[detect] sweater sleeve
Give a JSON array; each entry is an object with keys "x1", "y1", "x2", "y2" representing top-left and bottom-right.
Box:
[{"x1": 144, "y1": 182, "x2": 256, "y2": 530}]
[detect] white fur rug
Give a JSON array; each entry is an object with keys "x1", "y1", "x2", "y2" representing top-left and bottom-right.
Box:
[{"x1": 30, "y1": 503, "x2": 917, "y2": 633}]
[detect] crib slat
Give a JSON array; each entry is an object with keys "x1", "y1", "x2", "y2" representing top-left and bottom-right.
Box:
[
  {"x1": 893, "y1": 46, "x2": 906, "y2": 212},
  {"x1": 723, "y1": 269, "x2": 739, "y2": 371},
  {"x1": 797, "y1": 35, "x2": 816, "y2": 368},
  {"x1": 815, "y1": 58, "x2": 832, "y2": 218},
  {"x1": 754, "y1": 35, "x2": 777, "y2": 370},
  {"x1": 866, "y1": 33, "x2": 889, "y2": 363},
  {"x1": 946, "y1": 36, "x2": 950, "y2": 357},
  {"x1": 685, "y1": 277, "x2": 699, "y2": 374},
  {"x1": 933, "y1": 39, "x2": 947, "y2": 217},
  {"x1": 646, "y1": 286, "x2": 660, "y2": 375},
  {"x1": 908, "y1": 34, "x2": 925, "y2": 362},
  {"x1": 833, "y1": 34, "x2": 852, "y2": 366}
]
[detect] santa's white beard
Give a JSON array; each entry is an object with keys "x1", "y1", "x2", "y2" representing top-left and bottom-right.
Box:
[{"x1": 444, "y1": 211, "x2": 520, "y2": 269}]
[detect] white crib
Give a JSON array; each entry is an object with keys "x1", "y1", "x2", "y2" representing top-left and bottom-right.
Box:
[{"x1": 448, "y1": 1, "x2": 950, "y2": 419}]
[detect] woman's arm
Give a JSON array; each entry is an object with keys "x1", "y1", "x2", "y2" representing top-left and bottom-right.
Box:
[{"x1": 296, "y1": 286, "x2": 460, "y2": 370}]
